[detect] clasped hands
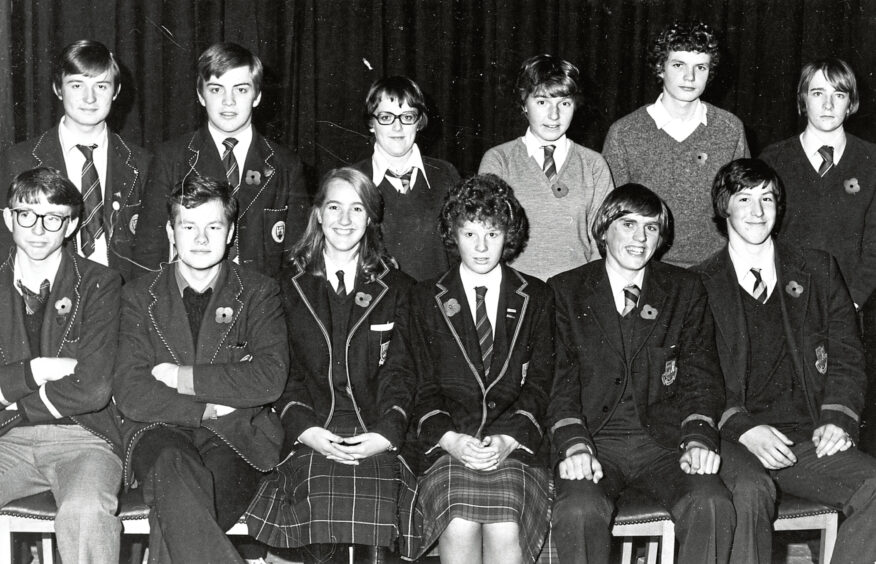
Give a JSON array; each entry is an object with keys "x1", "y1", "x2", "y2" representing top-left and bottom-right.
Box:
[
  {"x1": 740, "y1": 423, "x2": 851, "y2": 470},
  {"x1": 299, "y1": 427, "x2": 393, "y2": 465},
  {"x1": 439, "y1": 431, "x2": 519, "y2": 471},
  {"x1": 558, "y1": 440, "x2": 721, "y2": 483}
]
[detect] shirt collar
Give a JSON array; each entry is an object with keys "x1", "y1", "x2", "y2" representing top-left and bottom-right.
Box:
[
  {"x1": 206, "y1": 123, "x2": 253, "y2": 159},
  {"x1": 522, "y1": 128, "x2": 570, "y2": 160},
  {"x1": 371, "y1": 142, "x2": 429, "y2": 189},
  {"x1": 459, "y1": 262, "x2": 502, "y2": 295},
  {"x1": 13, "y1": 250, "x2": 60, "y2": 296},
  {"x1": 58, "y1": 117, "x2": 108, "y2": 154},
  {"x1": 728, "y1": 238, "x2": 777, "y2": 292},
  {"x1": 800, "y1": 129, "x2": 847, "y2": 164},
  {"x1": 646, "y1": 93, "x2": 708, "y2": 129},
  {"x1": 323, "y1": 252, "x2": 358, "y2": 292},
  {"x1": 605, "y1": 260, "x2": 646, "y2": 295},
  {"x1": 174, "y1": 261, "x2": 223, "y2": 297}
]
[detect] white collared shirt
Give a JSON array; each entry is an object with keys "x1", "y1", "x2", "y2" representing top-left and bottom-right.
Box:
[
  {"x1": 646, "y1": 93, "x2": 708, "y2": 142},
  {"x1": 728, "y1": 238, "x2": 777, "y2": 300},
  {"x1": 605, "y1": 261, "x2": 646, "y2": 315},
  {"x1": 57, "y1": 117, "x2": 110, "y2": 266},
  {"x1": 459, "y1": 263, "x2": 502, "y2": 337},
  {"x1": 13, "y1": 251, "x2": 60, "y2": 297},
  {"x1": 371, "y1": 143, "x2": 429, "y2": 193},
  {"x1": 522, "y1": 128, "x2": 570, "y2": 172},
  {"x1": 206, "y1": 123, "x2": 253, "y2": 179},
  {"x1": 799, "y1": 129, "x2": 847, "y2": 172},
  {"x1": 323, "y1": 252, "x2": 357, "y2": 294}
]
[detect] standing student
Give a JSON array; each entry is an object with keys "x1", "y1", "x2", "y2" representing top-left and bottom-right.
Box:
[
  {"x1": 246, "y1": 167, "x2": 418, "y2": 564},
  {"x1": 694, "y1": 158, "x2": 876, "y2": 563},
  {"x1": 479, "y1": 54, "x2": 613, "y2": 281},
  {"x1": 133, "y1": 42, "x2": 309, "y2": 278},
  {"x1": 549, "y1": 184, "x2": 734, "y2": 564},
  {"x1": 0, "y1": 167, "x2": 123, "y2": 563},
  {"x1": 0, "y1": 40, "x2": 151, "y2": 280},
  {"x1": 382, "y1": 174, "x2": 554, "y2": 564},
  {"x1": 352, "y1": 76, "x2": 460, "y2": 281},
  {"x1": 603, "y1": 22, "x2": 749, "y2": 268},
  {"x1": 114, "y1": 176, "x2": 288, "y2": 563}
]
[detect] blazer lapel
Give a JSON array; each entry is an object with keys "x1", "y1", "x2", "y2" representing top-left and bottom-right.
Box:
[
  {"x1": 434, "y1": 270, "x2": 485, "y2": 388},
  {"x1": 31, "y1": 127, "x2": 65, "y2": 170},
  {"x1": 583, "y1": 270, "x2": 624, "y2": 360},
  {"x1": 148, "y1": 268, "x2": 194, "y2": 365},
  {"x1": 701, "y1": 249, "x2": 749, "y2": 391},
  {"x1": 627, "y1": 267, "x2": 667, "y2": 361},
  {"x1": 105, "y1": 133, "x2": 140, "y2": 237},
  {"x1": 775, "y1": 249, "x2": 811, "y2": 380},
  {"x1": 347, "y1": 262, "x2": 390, "y2": 342},
  {"x1": 237, "y1": 132, "x2": 276, "y2": 221},
  {"x1": 488, "y1": 266, "x2": 528, "y2": 390},
  {"x1": 197, "y1": 264, "x2": 245, "y2": 363},
  {"x1": 40, "y1": 251, "x2": 81, "y2": 357}
]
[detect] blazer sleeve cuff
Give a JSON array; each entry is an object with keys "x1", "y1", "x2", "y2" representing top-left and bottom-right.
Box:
[
  {"x1": 721, "y1": 411, "x2": 760, "y2": 443},
  {"x1": 417, "y1": 410, "x2": 454, "y2": 447},
  {"x1": 681, "y1": 414, "x2": 719, "y2": 451},
  {"x1": 372, "y1": 408, "x2": 408, "y2": 450},
  {"x1": 819, "y1": 405, "x2": 861, "y2": 441}
]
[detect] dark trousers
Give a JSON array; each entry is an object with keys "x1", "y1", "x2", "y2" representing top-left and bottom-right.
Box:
[
  {"x1": 552, "y1": 431, "x2": 734, "y2": 564},
  {"x1": 721, "y1": 438, "x2": 876, "y2": 564},
  {"x1": 131, "y1": 426, "x2": 263, "y2": 564},
  {"x1": 860, "y1": 300, "x2": 876, "y2": 453}
]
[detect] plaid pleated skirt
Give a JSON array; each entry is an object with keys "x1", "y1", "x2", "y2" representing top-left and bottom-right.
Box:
[
  {"x1": 244, "y1": 432, "x2": 422, "y2": 558},
  {"x1": 416, "y1": 454, "x2": 552, "y2": 563}
]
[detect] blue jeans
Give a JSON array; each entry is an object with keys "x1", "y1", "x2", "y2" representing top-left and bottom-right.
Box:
[{"x1": 0, "y1": 425, "x2": 122, "y2": 564}]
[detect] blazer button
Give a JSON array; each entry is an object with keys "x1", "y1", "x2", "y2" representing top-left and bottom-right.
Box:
[
  {"x1": 602, "y1": 406, "x2": 609, "y2": 412},
  {"x1": 487, "y1": 401, "x2": 497, "y2": 409},
  {"x1": 615, "y1": 378, "x2": 622, "y2": 385}
]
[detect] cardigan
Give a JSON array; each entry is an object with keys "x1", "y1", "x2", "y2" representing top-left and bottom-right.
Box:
[
  {"x1": 479, "y1": 139, "x2": 614, "y2": 280},
  {"x1": 602, "y1": 104, "x2": 749, "y2": 268}
]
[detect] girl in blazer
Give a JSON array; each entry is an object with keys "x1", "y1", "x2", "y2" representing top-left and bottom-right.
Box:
[{"x1": 245, "y1": 167, "x2": 417, "y2": 564}]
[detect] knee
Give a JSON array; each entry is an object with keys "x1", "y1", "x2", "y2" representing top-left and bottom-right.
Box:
[
  {"x1": 675, "y1": 482, "x2": 735, "y2": 525},
  {"x1": 848, "y1": 475, "x2": 876, "y2": 513},
  {"x1": 729, "y1": 472, "x2": 776, "y2": 514},
  {"x1": 56, "y1": 488, "x2": 118, "y2": 525},
  {"x1": 552, "y1": 484, "x2": 612, "y2": 530}
]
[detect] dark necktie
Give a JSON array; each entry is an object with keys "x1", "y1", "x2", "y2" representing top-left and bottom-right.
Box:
[
  {"x1": 335, "y1": 270, "x2": 347, "y2": 297},
  {"x1": 817, "y1": 145, "x2": 834, "y2": 177},
  {"x1": 76, "y1": 144, "x2": 104, "y2": 257},
  {"x1": 750, "y1": 268, "x2": 767, "y2": 304},
  {"x1": 543, "y1": 145, "x2": 558, "y2": 183},
  {"x1": 475, "y1": 286, "x2": 493, "y2": 377},
  {"x1": 621, "y1": 284, "x2": 640, "y2": 317},
  {"x1": 222, "y1": 138, "x2": 240, "y2": 190},
  {"x1": 19, "y1": 280, "x2": 50, "y2": 316},
  {"x1": 385, "y1": 169, "x2": 412, "y2": 194}
]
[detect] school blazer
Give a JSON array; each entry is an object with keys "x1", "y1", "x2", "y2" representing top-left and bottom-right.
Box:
[
  {"x1": 133, "y1": 126, "x2": 310, "y2": 278},
  {"x1": 0, "y1": 248, "x2": 123, "y2": 455},
  {"x1": 387, "y1": 264, "x2": 555, "y2": 470},
  {"x1": 548, "y1": 260, "x2": 724, "y2": 462},
  {"x1": 694, "y1": 243, "x2": 866, "y2": 442},
  {"x1": 113, "y1": 261, "x2": 288, "y2": 486},
  {"x1": 0, "y1": 126, "x2": 151, "y2": 281},
  {"x1": 276, "y1": 260, "x2": 415, "y2": 455}
]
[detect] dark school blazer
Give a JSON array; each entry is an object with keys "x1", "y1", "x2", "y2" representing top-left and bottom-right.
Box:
[
  {"x1": 548, "y1": 259, "x2": 724, "y2": 462},
  {"x1": 133, "y1": 126, "x2": 309, "y2": 278},
  {"x1": 0, "y1": 248, "x2": 123, "y2": 455},
  {"x1": 694, "y1": 242, "x2": 866, "y2": 442},
  {"x1": 0, "y1": 126, "x2": 152, "y2": 281},
  {"x1": 113, "y1": 260, "x2": 288, "y2": 486}
]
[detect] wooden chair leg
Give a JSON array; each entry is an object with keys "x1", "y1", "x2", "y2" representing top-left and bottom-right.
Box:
[
  {"x1": 661, "y1": 524, "x2": 675, "y2": 564},
  {"x1": 645, "y1": 536, "x2": 659, "y2": 564},
  {"x1": 820, "y1": 513, "x2": 838, "y2": 564},
  {"x1": 40, "y1": 533, "x2": 54, "y2": 564},
  {"x1": 0, "y1": 518, "x2": 10, "y2": 564}
]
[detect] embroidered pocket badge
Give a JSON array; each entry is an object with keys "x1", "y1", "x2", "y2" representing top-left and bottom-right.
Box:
[
  {"x1": 355, "y1": 292, "x2": 373, "y2": 308},
  {"x1": 444, "y1": 298, "x2": 461, "y2": 317},
  {"x1": 640, "y1": 305, "x2": 658, "y2": 320},
  {"x1": 661, "y1": 359, "x2": 677, "y2": 386},
  {"x1": 379, "y1": 341, "x2": 390, "y2": 366},
  {"x1": 785, "y1": 280, "x2": 804, "y2": 298},
  {"x1": 815, "y1": 345, "x2": 828, "y2": 375},
  {"x1": 271, "y1": 221, "x2": 285, "y2": 243}
]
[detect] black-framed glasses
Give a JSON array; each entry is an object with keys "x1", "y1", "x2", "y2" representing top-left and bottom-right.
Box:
[
  {"x1": 10, "y1": 209, "x2": 71, "y2": 232},
  {"x1": 372, "y1": 111, "x2": 420, "y2": 126}
]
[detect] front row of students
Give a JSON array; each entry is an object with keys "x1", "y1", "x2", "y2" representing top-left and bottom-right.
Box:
[{"x1": 1, "y1": 160, "x2": 875, "y2": 564}]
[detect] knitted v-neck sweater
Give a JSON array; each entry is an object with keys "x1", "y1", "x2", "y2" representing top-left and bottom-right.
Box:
[
  {"x1": 603, "y1": 104, "x2": 749, "y2": 268},
  {"x1": 479, "y1": 139, "x2": 614, "y2": 280}
]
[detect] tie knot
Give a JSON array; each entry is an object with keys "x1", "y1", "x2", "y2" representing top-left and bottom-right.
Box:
[
  {"x1": 543, "y1": 145, "x2": 556, "y2": 157},
  {"x1": 624, "y1": 284, "x2": 640, "y2": 299},
  {"x1": 818, "y1": 145, "x2": 834, "y2": 162},
  {"x1": 223, "y1": 138, "x2": 238, "y2": 152},
  {"x1": 76, "y1": 144, "x2": 97, "y2": 159},
  {"x1": 336, "y1": 270, "x2": 345, "y2": 283},
  {"x1": 750, "y1": 267, "x2": 763, "y2": 281},
  {"x1": 475, "y1": 286, "x2": 488, "y2": 300}
]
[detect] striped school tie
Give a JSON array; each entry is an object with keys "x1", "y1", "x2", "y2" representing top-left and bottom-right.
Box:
[
  {"x1": 76, "y1": 144, "x2": 104, "y2": 257},
  {"x1": 475, "y1": 286, "x2": 493, "y2": 377},
  {"x1": 817, "y1": 145, "x2": 833, "y2": 177},
  {"x1": 543, "y1": 145, "x2": 558, "y2": 183},
  {"x1": 385, "y1": 169, "x2": 412, "y2": 194},
  {"x1": 621, "y1": 284, "x2": 640, "y2": 317},
  {"x1": 222, "y1": 138, "x2": 240, "y2": 190},
  {"x1": 750, "y1": 268, "x2": 767, "y2": 303}
]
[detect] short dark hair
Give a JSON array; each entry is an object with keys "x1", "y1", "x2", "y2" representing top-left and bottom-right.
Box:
[
  {"x1": 197, "y1": 43, "x2": 263, "y2": 96},
  {"x1": 52, "y1": 40, "x2": 120, "y2": 93},
  {"x1": 516, "y1": 54, "x2": 582, "y2": 108},
  {"x1": 439, "y1": 174, "x2": 529, "y2": 263},
  {"x1": 8, "y1": 167, "x2": 84, "y2": 221},
  {"x1": 167, "y1": 175, "x2": 238, "y2": 227},
  {"x1": 592, "y1": 183, "x2": 673, "y2": 257},
  {"x1": 650, "y1": 22, "x2": 720, "y2": 82},
  {"x1": 797, "y1": 58, "x2": 859, "y2": 116},
  {"x1": 711, "y1": 158, "x2": 785, "y2": 236},
  {"x1": 364, "y1": 75, "x2": 429, "y2": 130}
]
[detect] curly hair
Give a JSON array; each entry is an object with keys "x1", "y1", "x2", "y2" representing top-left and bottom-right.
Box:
[
  {"x1": 515, "y1": 54, "x2": 582, "y2": 108},
  {"x1": 796, "y1": 58, "x2": 859, "y2": 117},
  {"x1": 649, "y1": 22, "x2": 720, "y2": 82},
  {"x1": 439, "y1": 174, "x2": 529, "y2": 263},
  {"x1": 711, "y1": 158, "x2": 785, "y2": 237},
  {"x1": 592, "y1": 183, "x2": 673, "y2": 257}
]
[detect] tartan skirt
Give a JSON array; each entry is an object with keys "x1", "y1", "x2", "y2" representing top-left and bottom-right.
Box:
[
  {"x1": 244, "y1": 427, "x2": 422, "y2": 558},
  {"x1": 416, "y1": 454, "x2": 551, "y2": 563}
]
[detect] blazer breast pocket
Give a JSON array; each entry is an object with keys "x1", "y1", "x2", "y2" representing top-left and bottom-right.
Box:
[
  {"x1": 370, "y1": 322, "x2": 394, "y2": 366},
  {"x1": 226, "y1": 342, "x2": 252, "y2": 362}
]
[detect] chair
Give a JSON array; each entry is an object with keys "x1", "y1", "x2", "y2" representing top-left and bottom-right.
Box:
[
  {"x1": 773, "y1": 494, "x2": 837, "y2": 564},
  {"x1": 612, "y1": 489, "x2": 675, "y2": 564}
]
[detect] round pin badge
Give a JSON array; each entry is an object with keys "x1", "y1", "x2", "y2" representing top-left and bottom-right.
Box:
[{"x1": 272, "y1": 220, "x2": 286, "y2": 243}]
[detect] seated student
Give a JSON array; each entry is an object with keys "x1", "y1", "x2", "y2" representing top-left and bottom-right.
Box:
[
  {"x1": 352, "y1": 75, "x2": 461, "y2": 281},
  {"x1": 693, "y1": 158, "x2": 876, "y2": 564},
  {"x1": 113, "y1": 176, "x2": 288, "y2": 563},
  {"x1": 479, "y1": 54, "x2": 613, "y2": 280},
  {"x1": 383, "y1": 174, "x2": 554, "y2": 564},
  {"x1": 0, "y1": 40, "x2": 151, "y2": 280},
  {"x1": 245, "y1": 167, "x2": 418, "y2": 564},
  {"x1": 0, "y1": 167, "x2": 123, "y2": 563},
  {"x1": 603, "y1": 22, "x2": 749, "y2": 268},
  {"x1": 549, "y1": 184, "x2": 734, "y2": 564},
  {"x1": 133, "y1": 42, "x2": 309, "y2": 278}
]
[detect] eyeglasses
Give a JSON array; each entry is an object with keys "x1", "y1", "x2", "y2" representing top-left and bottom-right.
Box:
[
  {"x1": 372, "y1": 111, "x2": 420, "y2": 126},
  {"x1": 10, "y1": 209, "x2": 71, "y2": 232}
]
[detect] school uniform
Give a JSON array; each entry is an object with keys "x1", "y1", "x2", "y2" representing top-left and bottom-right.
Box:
[
  {"x1": 548, "y1": 259, "x2": 734, "y2": 564},
  {"x1": 245, "y1": 259, "x2": 420, "y2": 559},
  {"x1": 386, "y1": 264, "x2": 554, "y2": 563},
  {"x1": 113, "y1": 261, "x2": 288, "y2": 564},
  {"x1": 133, "y1": 126, "x2": 309, "y2": 278},
  {"x1": 0, "y1": 124, "x2": 151, "y2": 280},
  {"x1": 0, "y1": 248, "x2": 123, "y2": 563},
  {"x1": 695, "y1": 242, "x2": 876, "y2": 564}
]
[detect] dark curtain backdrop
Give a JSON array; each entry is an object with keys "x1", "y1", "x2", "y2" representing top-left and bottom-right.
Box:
[{"x1": 2, "y1": 0, "x2": 875, "y2": 180}]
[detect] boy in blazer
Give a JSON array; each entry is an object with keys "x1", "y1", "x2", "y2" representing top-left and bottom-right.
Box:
[
  {"x1": 549, "y1": 184, "x2": 734, "y2": 564},
  {"x1": 0, "y1": 40, "x2": 151, "y2": 281},
  {"x1": 133, "y1": 42, "x2": 309, "y2": 278},
  {"x1": 114, "y1": 176, "x2": 288, "y2": 563},
  {"x1": 693, "y1": 158, "x2": 876, "y2": 563},
  {"x1": 0, "y1": 167, "x2": 123, "y2": 563}
]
